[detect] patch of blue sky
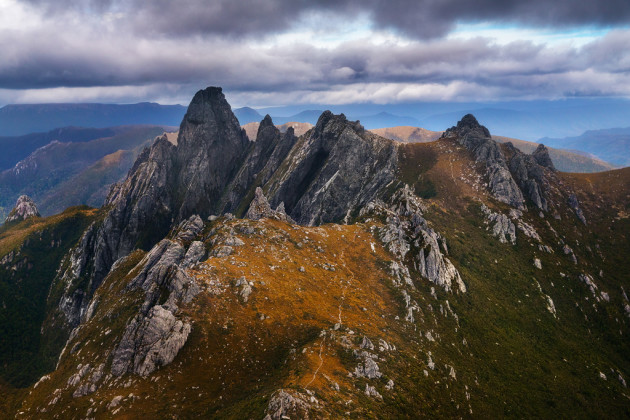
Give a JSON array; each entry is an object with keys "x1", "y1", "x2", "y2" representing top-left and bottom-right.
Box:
[{"x1": 448, "y1": 22, "x2": 611, "y2": 47}]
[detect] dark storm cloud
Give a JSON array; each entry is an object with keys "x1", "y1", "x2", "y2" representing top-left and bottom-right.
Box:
[{"x1": 21, "y1": 0, "x2": 630, "y2": 39}]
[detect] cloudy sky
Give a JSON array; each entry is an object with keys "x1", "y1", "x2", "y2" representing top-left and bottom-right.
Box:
[{"x1": 1, "y1": 0, "x2": 629, "y2": 107}]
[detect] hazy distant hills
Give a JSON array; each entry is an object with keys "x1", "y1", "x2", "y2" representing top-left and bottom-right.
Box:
[
  {"x1": 249, "y1": 98, "x2": 630, "y2": 140},
  {"x1": 233, "y1": 107, "x2": 264, "y2": 124},
  {"x1": 492, "y1": 135, "x2": 615, "y2": 173},
  {"x1": 3, "y1": 98, "x2": 629, "y2": 141},
  {"x1": 241, "y1": 121, "x2": 314, "y2": 140},
  {"x1": 540, "y1": 127, "x2": 630, "y2": 167},
  {"x1": 372, "y1": 125, "x2": 615, "y2": 173},
  {"x1": 0, "y1": 127, "x2": 119, "y2": 171},
  {"x1": 0, "y1": 126, "x2": 168, "y2": 219},
  {"x1": 0, "y1": 103, "x2": 186, "y2": 136},
  {"x1": 371, "y1": 126, "x2": 442, "y2": 143}
]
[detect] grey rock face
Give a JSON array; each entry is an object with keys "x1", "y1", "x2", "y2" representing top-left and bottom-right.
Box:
[
  {"x1": 110, "y1": 237, "x2": 201, "y2": 377},
  {"x1": 443, "y1": 114, "x2": 554, "y2": 212},
  {"x1": 442, "y1": 114, "x2": 525, "y2": 209},
  {"x1": 71, "y1": 363, "x2": 105, "y2": 398},
  {"x1": 481, "y1": 204, "x2": 517, "y2": 245},
  {"x1": 174, "y1": 87, "x2": 250, "y2": 220},
  {"x1": 182, "y1": 241, "x2": 206, "y2": 268},
  {"x1": 50, "y1": 88, "x2": 249, "y2": 331},
  {"x1": 220, "y1": 115, "x2": 298, "y2": 214},
  {"x1": 174, "y1": 215, "x2": 205, "y2": 243},
  {"x1": 360, "y1": 336, "x2": 375, "y2": 350},
  {"x1": 363, "y1": 185, "x2": 466, "y2": 293},
  {"x1": 264, "y1": 111, "x2": 399, "y2": 225},
  {"x1": 353, "y1": 351, "x2": 382, "y2": 379},
  {"x1": 5, "y1": 195, "x2": 40, "y2": 223},
  {"x1": 504, "y1": 142, "x2": 550, "y2": 211},
  {"x1": 365, "y1": 384, "x2": 383, "y2": 400},
  {"x1": 112, "y1": 306, "x2": 191, "y2": 377},
  {"x1": 51, "y1": 91, "x2": 400, "y2": 339},
  {"x1": 54, "y1": 222, "x2": 100, "y2": 329},
  {"x1": 563, "y1": 244, "x2": 578, "y2": 264}
]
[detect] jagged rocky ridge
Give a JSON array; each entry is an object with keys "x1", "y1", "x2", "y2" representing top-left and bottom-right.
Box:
[
  {"x1": 362, "y1": 185, "x2": 466, "y2": 293},
  {"x1": 49, "y1": 87, "x2": 398, "y2": 337},
  {"x1": 45, "y1": 87, "x2": 587, "y2": 386},
  {"x1": 4, "y1": 194, "x2": 40, "y2": 223},
  {"x1": 442, "y1": 114, "x2": 556, "y2": 212}
]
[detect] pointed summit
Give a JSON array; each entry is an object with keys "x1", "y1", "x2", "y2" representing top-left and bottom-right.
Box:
[
  {"x1": 533, "y1": 144, "x2": 556, "y2": 170},
  {"x1": 446, "y1": 113, "x2": 491, "y2": 139},
  {"x1": 260, "y1": 114, "x2": 274, "y2": 128},
  {"x1": 5, "y1": 195, "x2": 40, "y2": 223},
  {"x1": 442, "y1": 114, "x2": 525, "y2": 209}
]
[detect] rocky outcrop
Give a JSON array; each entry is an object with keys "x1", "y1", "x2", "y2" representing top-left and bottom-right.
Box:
[
  {"x1": 532, "y1": 144, "x2": 556, "y2": 170},
  {"x1": 112, "y1": 305, "x2": 191, "y2": 377},
  {"x1": 263, "y1": 389, "x2": 314, "y2": 420},
  {"x1": 353, "y1": 351, "x2": 382, "y2": 379},
  {"x1": 220, "y1": 115, "x2": 298, "y2": 213},
  {"x1": 363, "y1": 185, "x2": 466, "y2": 293},
  {"x1": 504, "y1": 142, "x2": 551, "y2": 211},
  {"x1": 245, "y1": 187, "x2": 293, "y2": 222},
  {"x1": 110, "y1": 227, "x2": 202, "y2": 377},
  {"x1": 174, "y1": 88, "x2": 251, "y2": 220},
  {"x1": 481, "y1": 204, "x2": 517, "y2": 245},
  {"x1": 568, "y1": 194, "x2": 587, "y2": 225},
  {"x1": 50, "y1": 89, "x2": 399, "y2": 337},
  {"x1": 442, "y1": 114, "x2": 554, "y2": 212},
  {"x1": 48, "y1": 88, "x2": 248, "y2": 332},
  {"x1": 4, "y1": 195, "x2": 40, "y2": 223},
  {"x1": 442, "y1": 115, "x2": 525, "y2": 209}
]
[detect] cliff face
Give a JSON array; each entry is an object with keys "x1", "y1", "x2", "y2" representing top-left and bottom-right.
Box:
[
  {"x1": 263, "y1": 111, "x2": 398, "y2": 225},
  {"x1": 46, "y1": 88, "x2": 249, "y2": 335}
]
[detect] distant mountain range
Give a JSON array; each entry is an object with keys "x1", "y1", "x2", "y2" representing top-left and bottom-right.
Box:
[
  {"x1": 244, "y1": 98, "x2": 630, "y2": 140},
  {"x1": 0, "y1": 103, "x2": 186, "y2": 136},
  {"x1": 0, "y1": 126, "x2": 169, "y2": 219},
  {"x1": 0, "y1": 127, "x2": 118, "y2": 171},
  {"x1": 241, "y1": 121, "x2": 314, "y2": 140},
  {"x1": 3, "y1": 98, "x2": 630, "y2": 141},
  {"x1": 540, "y1": 127, "x2": 630, "y2": 167},
  {"x1": 371, "y1": 126, "x2": 442, "y2": 143}
]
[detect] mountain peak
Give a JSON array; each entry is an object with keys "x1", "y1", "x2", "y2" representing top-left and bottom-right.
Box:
[
  {"x1": 452, "y1": 113, "x2": 491, "y2": 138},
  {"x1": 5, "y1": 195, "x2": 40, "y2": 223},
  {"x1": 533, "y1": 143, "x2": 556, "y2": 170},
  {"x1": 260, "y1": 114, "x2": 274, "y2": 128}
]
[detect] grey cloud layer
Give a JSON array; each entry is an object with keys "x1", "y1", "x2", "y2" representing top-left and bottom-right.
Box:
[
  {"x1": 2, "y1": 23, "x2": 630, "y2": 103},
  {"x1": 23, "y1": 0, "x2": 630, "y2": 39},
  {"x1": 2, "y1": 0, "x2": 630, "y2": 104}
]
